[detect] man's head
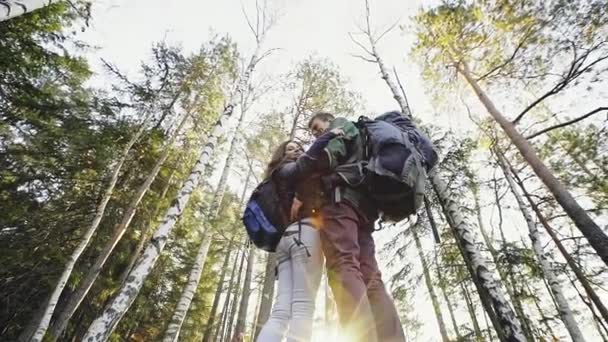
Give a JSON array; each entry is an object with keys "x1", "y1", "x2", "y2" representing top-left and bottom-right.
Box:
[{"x1": 307, "y1": 112, "x2": 335, "y2": 138}]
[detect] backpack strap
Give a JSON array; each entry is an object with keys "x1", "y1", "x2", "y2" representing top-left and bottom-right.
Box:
[{"x1": 400, "y1": 131, "x2": 427, "y2": 211}]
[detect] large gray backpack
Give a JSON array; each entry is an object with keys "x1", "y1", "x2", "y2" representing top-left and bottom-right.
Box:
[{"x1": 356, "y1": 111, "x2": 437, "y2": 221}]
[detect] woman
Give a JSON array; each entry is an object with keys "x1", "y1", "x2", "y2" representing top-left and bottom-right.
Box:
[{"x1": 257, "y1": 130, "x2": 341, "y2": 342}]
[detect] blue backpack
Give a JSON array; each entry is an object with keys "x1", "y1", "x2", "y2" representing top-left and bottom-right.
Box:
[{"x1": 242, "y1": 176, "x2": 289, "y2": 252}]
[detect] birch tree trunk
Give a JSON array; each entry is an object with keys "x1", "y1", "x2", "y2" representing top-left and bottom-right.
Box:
[
  {"x1": 215, "y1": 248, "x2": 242, "y2": 342},
  {"x1": 0, "y1": 0, "x2": 51, "y2": 22},
  {"x1": 461, "y1": 280, "x2": 483, "y2": 341},
  {"x1": 457, "y1": 61, "x2": 608, "y2": 265},
  {"x1": 48, "y1": 113, "x2": 189, "y2": 340},
  {"x1": 253, "y1": 254, "x2": 276, "y2": 340},
  {"x1": 431, "y1": 173, "x2": 524, "y2": 341},
  {"x1": 207, "y1": 102, "x2": 248, "y2": 217},
  {"x1": 434, "y1": 259, "x2": 462, "y2": 341},
  {"x1": 202, "y1": 242, "x2": 234, "y2": 342},
  {"x1": 163, "y1": 233, "x2": 214, "y2": 342},
  {"x1": 233, "y1": 243, "x2": 256, "y2": 340},
  {"x1": 81, "y1": 44, "x2": 264, "y2": 341},
  {"x1": 496, "y1": 151, "x2": 586, "y2": 341},
  {"x1": 225, "y1": 248, "x2": 247, "y2": 342},
  {"x1": 115, "y1": 170, "x2": 176, "y2": 287},
  {"x1": 473, "y1": 186, "x2": 534, "y2": 341},
  {"x1": 357, "y1": 18, "x2": 524, "y2": 340},
  {"x1": 506, "y1": 148, "x2": 608, "y2": 326},
  {"x1": 28, "y1": 117, "x2": 150, "y2": 342},
  {"x1": 413, "y1": 221, "x2": 448, "y2": 342},
  {"x1": 163, "y1": 162, "x2": 252, "y2": 341}
]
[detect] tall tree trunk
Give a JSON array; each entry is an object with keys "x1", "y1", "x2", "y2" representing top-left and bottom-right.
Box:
[
  {"x1": 28, "y1": 116, "x2": 150, "y2": 342},
  {"x1": 164, "y1": 163, "x2": 252, "y2": 341},
  {"x1": 507, "y1": 159, "x2": 608, "y2": 326},
  {"x1": 432, "y1": 175, "x2": 524, "y2": 341},
  {"x1": 225, "y1": 247, "x2": 247, "y2": 342},
  {"x1": 496, "y1": 151, "x2": 586, "y2": 341},
  {"x1": 207, "y1": 94, "x2": 250, "y2": 217},
  {"x1": 523, "y1": 280, "x2": 556, "y2": 339},
  {"x1": 115, "y1": 170, "x2": 176, "y2": 287},
  {"x1": 253, "y1": 254, "x2": 276, "y2": 340},
  {"x1": 233, "y1": 244, "x2": 256, "y2": 340},
  {"x1": 434, "y1": 258, "x2": 462, "y2": 341},
  {"x1": 81, "y1": 42, "x2": 264, "y2": 341},
  {"x1": 457, "y1": 61, "x2": 608, "y2": 265},
  {"x1": 163, "y1": 233, "x2": 213, "y2": 342},
  {"x1": 0, "y1": 0, "x2": 52, "y2": 22},
  {"x1": 461, "y1": 280, "x2": 483, "y2": 341},
  {"x1": 215, "y1": 248, "x2": 242, "y2": 342},
  {"x1": 250, "y1": 288, "x2": 262, "y2": 339},
  {"x1": 473, "y1": 185, "x2": 534, "y2": 341},
  {"x1": 413, "y1": 221, "x2": 449, "y2": 342},
  {"x1": 48, "y1": 113, "x2": 189, "y2": 340},
  {"x1": 202, "y1": 242, "x2": 234, "y2": 342},
  {"x1": 364, "y1": 28, "x2": 524, "y2": 341}
]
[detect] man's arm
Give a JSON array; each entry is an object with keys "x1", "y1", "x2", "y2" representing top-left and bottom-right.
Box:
[{"x1": 323, "y1": 118, "x2": 359, "y2": 169}]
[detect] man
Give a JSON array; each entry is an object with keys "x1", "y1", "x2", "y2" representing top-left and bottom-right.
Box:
[{"x1": 295, "y1": 112, "x2": 406, "y2": 342}]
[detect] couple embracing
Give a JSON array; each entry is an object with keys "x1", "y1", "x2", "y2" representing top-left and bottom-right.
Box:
[{"x1": 246, "y1": 111, "x2": 437, "y2": 342}]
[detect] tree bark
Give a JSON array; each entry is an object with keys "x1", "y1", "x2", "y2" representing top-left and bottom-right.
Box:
[
  {"x1": 461, "y1": 280, "x2": 483, "y2": 341},
  {"x1": 458, "y1": 61, "x2": 608, "y2": 265},
  {"x1": 473, "y1": 185, "x2": 534, "y2": 341},
  {"x1": 81, "y1": 42, "x2": 264, "y2": 341},
  {"x1": 413, "y1": 221, "x2": 449, "y2": 342},
  {"x1": 363, "y1": 25, "x2": 524, "y2": 340},
  {"x1": 163, "y1": 233, "x2": 213, "y2": 342},
  {"x1": 496, "y1": 151, "x2": 586, "y2": 341},
  {"x1": 225, "y1": 247, "x2": 247, "y2": 342},
  {"x1": 434, "y1": 259, "x2": 462, "y2": 341},
  {"x1": 507, "y1": 160, "x2": 608, "y2": 326},
  {"x1": 253, "y1": 254, "x2": 276, "y2": 340},
  {"x1": 233, "y1": 243, "x2": 256, "y2": 340},
  {"x1": 48, "y1": 113, "x2": 189, "y2": 340},
  {"x1": 214, "y1": 248, "x2": 242, "y2": 342},
  {"x1": 28, "y1": 115, "x2": 150, "y2": 342},
  {"x1": 202, "y1": 242, "x2": 234, "y2": 342},
  {"x1": 0, "y1": 0, "x2": 52, "y2": 22},
  {"x1": 431, "y1": 174, "x2": 525, "y2": 341}
]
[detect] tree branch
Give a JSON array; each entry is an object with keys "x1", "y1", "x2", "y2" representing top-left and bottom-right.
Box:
[{"x1": 526, "y1": 107, "x2": 608, "y2": 140}]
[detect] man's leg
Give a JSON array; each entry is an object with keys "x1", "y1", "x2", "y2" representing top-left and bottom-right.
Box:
[
  {"x1": 320, "y1": 203, "x2": 377, "y2": 342},
  {"x1": 358, "y1": 225, "x2": 406, "y2": 342}
]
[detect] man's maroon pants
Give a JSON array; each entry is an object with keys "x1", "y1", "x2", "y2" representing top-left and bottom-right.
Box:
[{"x1": 319, "y1": 202, "x2": 405, "y2": 342}]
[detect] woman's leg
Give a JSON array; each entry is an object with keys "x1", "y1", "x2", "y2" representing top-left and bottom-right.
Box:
[
  {"x1": 256, "y1": 241, "x2": 292, "y2": 342},
  {"x1": 286, "y1": 223, "x2": 323, "y2": 342}
]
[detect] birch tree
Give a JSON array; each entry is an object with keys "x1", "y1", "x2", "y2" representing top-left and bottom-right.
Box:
[
  {"x1": 0, "y1": 0, "x2": 58, "y2": 22},
  {"x1": 412, "y1": 1, "x2": 608, "y2": 265},
  {"x1": 47, "y1": 55, "x2": 224, "y2": 342},
  {"x1": 495, "y1": 148, "x2": 585, "y2": 341},
  {"x1": 351, "y1": 1, "x2": 524, "y2": 339},
  {"x1": 80, "y1": 31, "x2": 269, "y2": 342}
]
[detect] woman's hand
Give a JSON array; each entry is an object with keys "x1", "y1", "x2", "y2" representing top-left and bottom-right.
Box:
[
  {"x1": 290, "y1": 197, "x2": 303, "y2": 222},
  {"x1": 330, "y1": 127, "x2": 344, "y2": 136}
]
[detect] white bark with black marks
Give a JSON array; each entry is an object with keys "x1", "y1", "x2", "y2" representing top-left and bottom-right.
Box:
[
  {"x1": 498, "y1": 153, "x2": 585, "y2": 342},
  {"x1": 431, "y1": 173, "x2": 525, "y2": 342},
  {"x1": 0, "y1": 0, "x2": 50, "y2": 21},
  {"x1": 163, "y1": 233, "x2": 213, "y2": 342},
  {"x1": 48, "y1": 113, "x2": 189, "y2": 341},
  {"x1": 412, "y1": 221, "x2": 449, "y2": 342},
  {"x1": 233, "y1": 244, "x2": 256, "y2": 339},
  {"x1": 81, "y1": 43, "x2": 263, "y2": 341},
  {"x1": 29, "y1": 118, "x2": 149, "y2": 342},
  {"x1": 458, "y1": 61, "x2": 608, "y2": 266}
]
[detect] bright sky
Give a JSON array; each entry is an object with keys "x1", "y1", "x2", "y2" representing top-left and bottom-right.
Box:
[{"x1": 75, "y1": 0, "x2": 604, "y2": 341}]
